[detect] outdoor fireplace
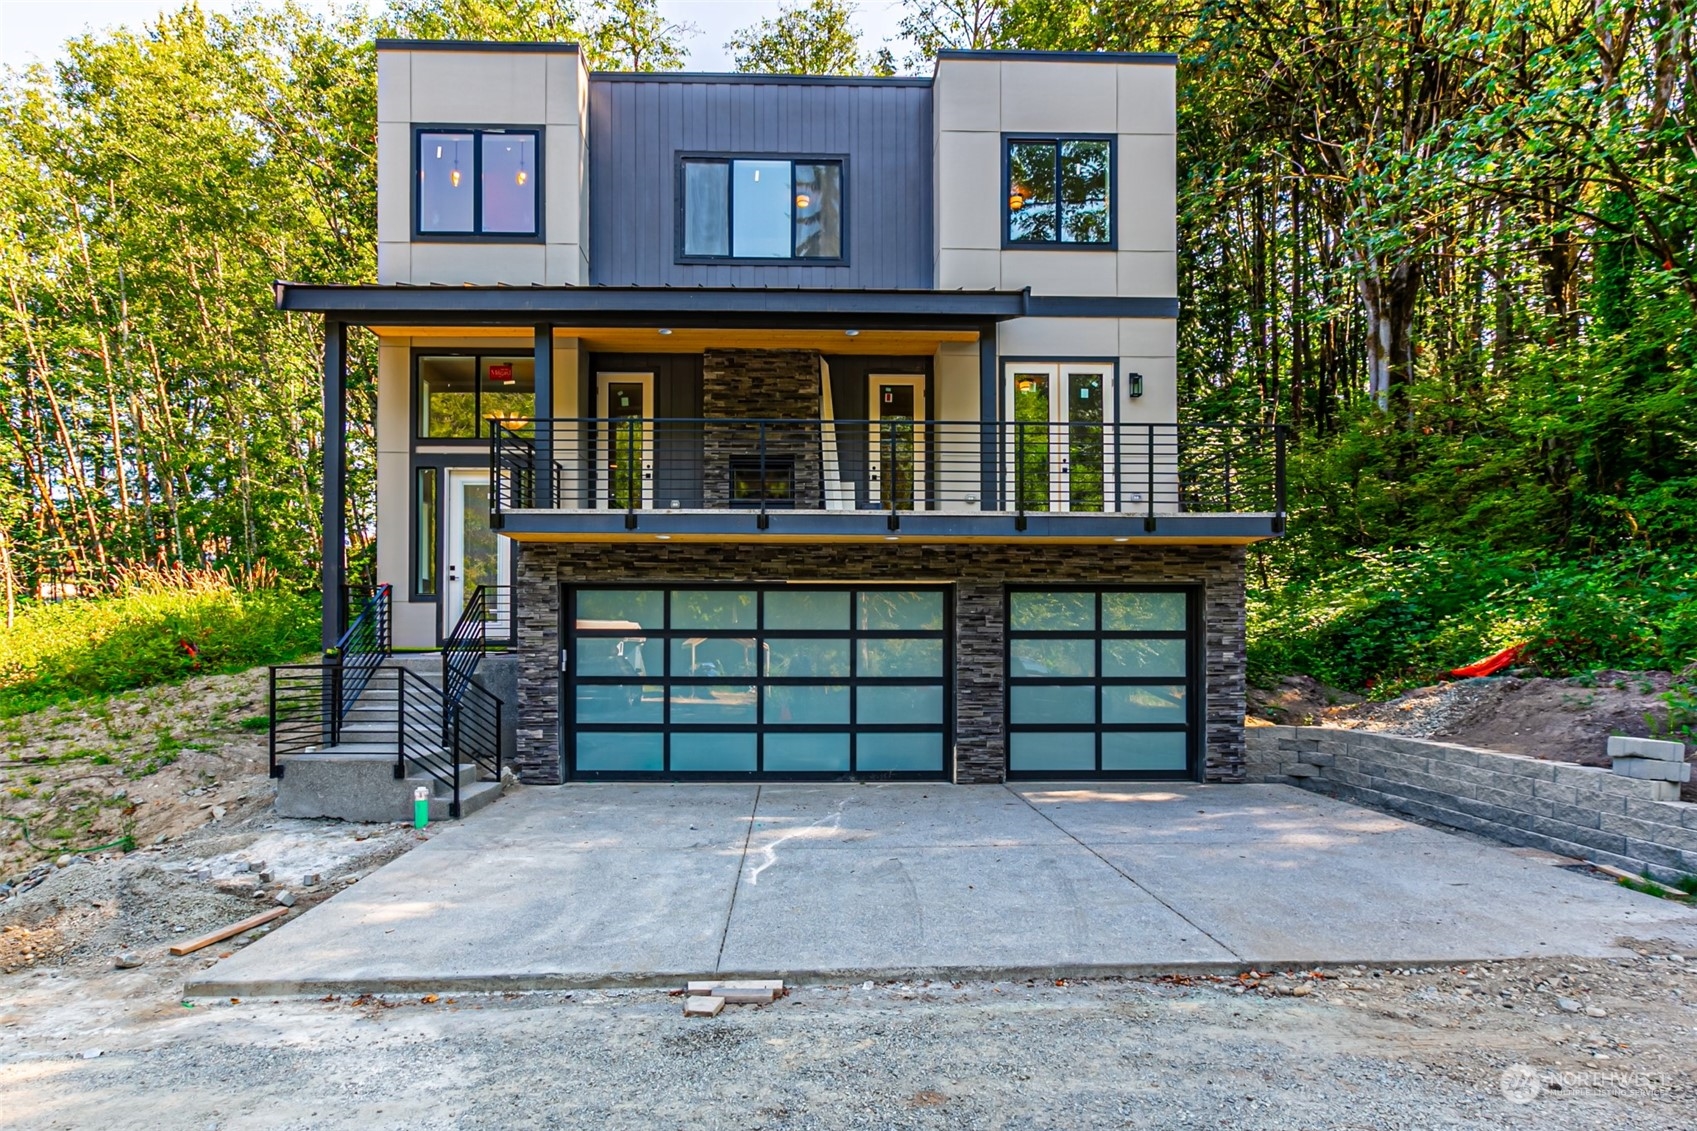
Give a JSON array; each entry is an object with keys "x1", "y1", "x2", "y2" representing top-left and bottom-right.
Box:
[{"x1": 729, "y1": 457, "x2": 796, "y2": 508}]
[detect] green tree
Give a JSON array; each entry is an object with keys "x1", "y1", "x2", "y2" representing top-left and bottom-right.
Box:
[
  {"x1": 728, "y1": 0, "x2": 875, "y2": 75},
  {"x1": 585, "y1": 0, "x2": 695, "y2": 70}
]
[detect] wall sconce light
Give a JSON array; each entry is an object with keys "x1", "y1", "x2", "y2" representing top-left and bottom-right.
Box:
[{"x1": 1127, "y1": 371, "x2": 1145, "y2": 399}]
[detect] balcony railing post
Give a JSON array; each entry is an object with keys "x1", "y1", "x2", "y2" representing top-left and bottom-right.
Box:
[
  {"x1": 1013, "y1": 421, "x2": 1026, "y2": 530},
  {"x1": 1274, "y1": 424, "x2": 1288, "y2": 533},
  {"x1": 1145, "y1": 424, "x2": 1157, "y2": 532},
  {"x1": 624, "y1": 416, "x2": 638, "y2": 530},
  {"x1": 758, "y1": 420, "x2": 769, "y2": 529},
  {"x1": 395, "y1": 671, "x2": 407, "y2": 781},
  {"x1": 1224, "y1": 431, "x2": 1234, "y2": 512}
]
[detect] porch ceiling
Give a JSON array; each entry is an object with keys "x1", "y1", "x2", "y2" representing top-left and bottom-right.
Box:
[{"x1": 368, "y1": 325, "x2": 978, "y2": 354}]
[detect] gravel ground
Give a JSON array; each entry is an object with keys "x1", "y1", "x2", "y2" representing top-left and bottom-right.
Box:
[{"x1": 2, "y1": 951, "x2": 1694, "y2": 1129}]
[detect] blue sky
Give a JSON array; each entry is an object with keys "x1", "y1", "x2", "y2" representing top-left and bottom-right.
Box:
[{"x1": 0, "y1": 1, "x2": 910, "y2": 73}]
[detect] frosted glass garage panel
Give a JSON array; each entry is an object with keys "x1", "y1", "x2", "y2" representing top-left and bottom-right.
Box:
[
  {"x1": 765, "y1": 590, "x2": 851, "y2": 630},
  {"x1": 1009, "y1": 732, "x2": 1095, "y2": 772},
  {"x1": 1101, "y1": 732, "x2": 1188, "y2": 772},
  {"x1": 1101, "y1": 685, "x2": 1187, "y2": 725},
  {"x1": 764, "y1": 733, "x2": 850, "y2": 772},
  {"x1": 576, "y1": 732, "x2": 663, "y2": 773},
  {"x1": 856, "y1": 731, "x2": 944, "y2": 772},
  {"x1": 576, "y1": 589, "x2": 664, "y2": 630},
  {"x1": 856, "y1": 685, "x2": 944, "y2": 725},
  {"x1": 671, "y1": 732, "x2": 757, "y2": 772},
  {"x1": 1009, "y1": 591, "x2": 1095, "y2": 631},
  {"x1": 1101, "y1": 591, "x2": 1186, "y2": 632},
  {"x1": 857, "y1": 590, "x2": 944, "y2": 631},
  {"x1": 1102, "y1": 638, "x2": 1186, "y2": 678}
]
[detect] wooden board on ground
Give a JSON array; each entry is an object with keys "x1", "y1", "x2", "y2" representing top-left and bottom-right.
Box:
[
  {"x1": 683, "y1": 995, "x2": 725, "y2": 1018},
  {"x1": 168, "y1": 907, "x2": 290, "y2": 956},
  {"x1": 1594, "y1": 864, "x2": 1688, "y2": 898},
  {"x1": 687, "y1": 979, "x2": 783, "y2": 995}
]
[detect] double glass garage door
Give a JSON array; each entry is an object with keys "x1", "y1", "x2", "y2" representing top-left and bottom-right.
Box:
[
  {"x1": 566, "y1": 584, "x2": 1198, "y2": 781},
  {"x1": 568, "y1": 586, "x2": 950, "y2": 778}
]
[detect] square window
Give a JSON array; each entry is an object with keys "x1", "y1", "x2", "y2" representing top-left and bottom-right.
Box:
[
  {"x1": 415, "y1": 127, "x2": 539, "y2": 239},
  {"x1": 416, "y1": 354, "x2": 537, "y2": 440},
  {"x1": 1006, "y1": 137, "x2": 1113, "y2": 246}
]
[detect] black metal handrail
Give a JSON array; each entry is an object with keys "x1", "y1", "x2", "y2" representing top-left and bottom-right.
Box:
[
  {"x1": 267, "y1": 664, "x2": 502, "y2": 817},
  {"x1": 491, "y1": 418, "x2": 1286, "y2": 521},
  {"x1": 329, "y1": 583, "x2": 391, "y2": 728},
  {"x1": 443, "y1": 584, "x2": 511, "y2": 706}
]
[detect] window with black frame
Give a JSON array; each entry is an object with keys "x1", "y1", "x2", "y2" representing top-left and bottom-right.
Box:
[
  {"x1": 416, "y1": 354, "x2": 536, "y2": 439},
  {"x1": 416, "y1": 128, "x2": 539, "y2": 237},
  {"x1": 1006, "y1": 137, "x2": 1113, "y2": 245},
  {"x1": 679, "y1": 157, "x2": 844, "y2": 261}
]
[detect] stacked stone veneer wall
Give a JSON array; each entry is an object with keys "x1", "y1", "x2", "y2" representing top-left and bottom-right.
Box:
[
  {"x1": 515, "y1": 542, "x2": 1246, "y2": 786},
  {"x1": 701, "y1": 350, "x2": 822, "y2": 509},
  {"x1": 1246, "y1": 726, "x2": 1697, "y2": 883}
]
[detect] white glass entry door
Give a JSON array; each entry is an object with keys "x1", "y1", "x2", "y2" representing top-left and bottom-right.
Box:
[
  {"x1": 1005, "y1": 363, "x2": 1115, "y2": 512},
  {"x1": 869, "y1": 375, "x2": 926, "y2": 510},
  {"x1": 598, "y1": 372, "x2": 655, "y2": 509},
  {"x1": 445, "y1": 469, "x2": 509, "y2": 636}
]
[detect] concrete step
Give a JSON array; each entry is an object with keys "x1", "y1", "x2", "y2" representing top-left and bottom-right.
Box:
[
  {"x1": 404, "y1": 759, "x2": 486, "y2": 792},
  {"x1": 276, "y1": 752, "x2": 504, "y2": 822}
]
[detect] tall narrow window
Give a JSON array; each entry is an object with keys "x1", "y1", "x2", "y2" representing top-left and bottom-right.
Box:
[
  {"x1": 416, "y1": 127, "x2": 540, "y2": 238},
  {"x1": 679, "y1": 156, "x2": 845, "y2": 261},
  {"x1": 1006, "y1": 137, "x2": 1113, "y2": 246},
  {"x1": 415, "y1": 468, "x2": 439, "y2": 597}
]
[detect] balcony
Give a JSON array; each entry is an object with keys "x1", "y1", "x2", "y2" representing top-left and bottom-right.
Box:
[{"x1": 490, "y1": 418, "x2": 1286, "y2": 543}]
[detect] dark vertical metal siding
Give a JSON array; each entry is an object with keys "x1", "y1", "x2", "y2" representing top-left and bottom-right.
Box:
[
  {"x1": 589, "y1": 79, "x2": 934, "y2": 288},
  {"x1": 589, "y1": 353, "x2": 704, "y2": 508}
]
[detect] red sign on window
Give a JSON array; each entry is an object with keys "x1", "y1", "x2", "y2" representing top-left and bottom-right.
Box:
[{"x1": 487, "y1": 363, "x2": 514, "y2": 383}]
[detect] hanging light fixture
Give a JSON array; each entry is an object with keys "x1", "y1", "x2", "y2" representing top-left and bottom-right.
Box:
[
  {"x1": 514, "y1": 142, "x2": 528, "y2": 186},
  {"x1": 795, "y1": 193, "x2": 811, "y2": 209},
  {"x1": 449, "y1": 140, "x2": 462, "y2": 188}
]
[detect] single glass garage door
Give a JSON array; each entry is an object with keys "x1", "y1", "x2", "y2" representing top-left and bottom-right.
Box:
[
  {"x1": 567, "y1": 586, "x2": 950, "y2": 779},
  {"x1": 1006, "y1": 587, "x2": 1198, "y2": 779}
]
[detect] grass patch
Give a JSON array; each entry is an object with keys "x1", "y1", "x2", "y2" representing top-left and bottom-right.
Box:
[
  {"x1": 0, "y1": 567, "x2": 316, "y2": 717},
  {"x1": 238, "y1": 714, "x2": 271, "y2": 731}
]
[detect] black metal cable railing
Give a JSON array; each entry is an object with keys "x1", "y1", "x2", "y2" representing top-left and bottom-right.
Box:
[{"x1": 491, "y1": 418, "x2": 1285, "y2": 524}]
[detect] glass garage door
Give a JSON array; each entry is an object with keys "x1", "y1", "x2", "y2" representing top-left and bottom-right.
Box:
[
  {"x1": 567, "y1": 586, "x2": 949, "y2": 779},
  {"x1": 1006, "y1": 588, "x2": 1198, "y2": 779}
]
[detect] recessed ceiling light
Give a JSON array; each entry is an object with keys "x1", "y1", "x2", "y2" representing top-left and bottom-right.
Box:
[
  {"x1": 884, "y1": 535, "x2": 899, "y2": 541},
  {"x1": 1113, "y1": 537, "x2": 1130, "y2": 543},
  {"x1": 656, "y1": 534, "x2": 671, "y2": 540},
  {"x1": 844, "y1": 329, "x2": 860, "y2": 337},
  {"x1": 657, "y1": 328, "x2": 672, "y2": 336}
]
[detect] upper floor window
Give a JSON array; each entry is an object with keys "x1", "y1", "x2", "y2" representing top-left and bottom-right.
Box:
[
  {"x1": 1006, "y1": 137, "x2": 1113, "y2": 246},
  {"x1": 679, "y1": 156, "x2": 844, "y2": 261},
  {"x1": 416, "y1": 128, "x2": 539, "y2": 238}
]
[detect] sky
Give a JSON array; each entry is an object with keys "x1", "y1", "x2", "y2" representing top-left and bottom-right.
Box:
[{"x1": 0, "y1": 0, "x2": 911, "y2": 73}]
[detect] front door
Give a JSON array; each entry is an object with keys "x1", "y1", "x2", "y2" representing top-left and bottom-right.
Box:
[
  {"x1": 445, "y1": 469, "x2": 509, "y2": 636},
  {"x1": 1007, "y1": 363, "x2": 1114, "y2": 512},
  {"x1": 598, "y1": 373, "x2": 655, "y2": 509},
  {"x1": 869, "y1": 375, "x2": 926, "y2": 510}
]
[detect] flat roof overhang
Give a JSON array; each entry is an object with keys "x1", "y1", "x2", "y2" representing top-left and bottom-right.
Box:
[
  {"x1": 492, "y1": 511, "x2": 1283, "y2": 544},
  {"x1": 276, "y1": 282, "x2": 1022, "y2": 331},
  {"x1": 273, "y1": 283, "x2": 1179, "y2": 330}
]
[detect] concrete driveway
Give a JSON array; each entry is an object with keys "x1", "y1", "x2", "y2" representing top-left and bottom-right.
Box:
[{"x1": 186, "y1": 782, "x2": 1697, "y2": 996}]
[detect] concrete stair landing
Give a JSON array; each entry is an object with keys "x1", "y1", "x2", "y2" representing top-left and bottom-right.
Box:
[{"x1": 273, "y1": 655, "x2": 504, "y2": 822}]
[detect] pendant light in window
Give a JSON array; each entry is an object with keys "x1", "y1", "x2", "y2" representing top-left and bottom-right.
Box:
[
  {"x1": 449, "y1": 139, "x2": 463, "y2": 188},
  {"x1": 795, "y1": 193, "x2": 811, "y2": 210},
  {"x1": 516, "y1": 143, "x2": 528, "y2": 187}
]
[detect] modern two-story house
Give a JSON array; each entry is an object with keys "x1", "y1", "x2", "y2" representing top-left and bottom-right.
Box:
[{"x1": 275, "y1": 39, "x2": 1284, "y2": 801}]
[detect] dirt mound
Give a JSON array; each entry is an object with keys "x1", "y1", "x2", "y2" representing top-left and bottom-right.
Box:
[
  {"x1": 1247, "y1": 675, "x2": 1364, "y2": 726},
  {"x1": 1283, "y1": 669, "x2": 1694, "y2": 801}
]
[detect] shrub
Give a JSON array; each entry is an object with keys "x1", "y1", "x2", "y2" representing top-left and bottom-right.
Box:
[
  {"x1": 1248, "y1": 546, "x2": 1697, "y2": 695},
  {"x1": 0, "y1": 567, "x2": 317, "y2": 716}
]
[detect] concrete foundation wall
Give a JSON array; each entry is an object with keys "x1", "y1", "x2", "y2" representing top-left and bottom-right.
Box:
[
  {"x1": 514, "y1": 542, "x2": 1246, "y2": 786},
  {"x1": 1246, "y1": 726, "x2": 1697, "y2": 883}
]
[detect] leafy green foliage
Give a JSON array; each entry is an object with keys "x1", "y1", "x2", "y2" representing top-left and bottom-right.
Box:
[
  {"x1": 1249, "y1": 547, "x2": 1697, "y2": 696},
  {"x1": 0, "y1": 570, "x2": 317, "y2": 716}
]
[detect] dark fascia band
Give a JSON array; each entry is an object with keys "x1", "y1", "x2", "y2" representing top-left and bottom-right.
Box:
[
  {"x1": 935, "y1": 48, "x2": 1178, "y2": 65},
  {"x1": 591, "y1": 72, "x2": 932, "y2": 88},
  {"x1": 375, "y1": 38, "x2": 579, "y2": 54}
]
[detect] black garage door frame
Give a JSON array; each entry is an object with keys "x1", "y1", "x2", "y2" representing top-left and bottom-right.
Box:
[
  {"x1": 561, "y1": 582, "x2": 954, "y2": 781},
  {"x1": 1003, "y1": 584, "x2": 1205, "y2": 782}
]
